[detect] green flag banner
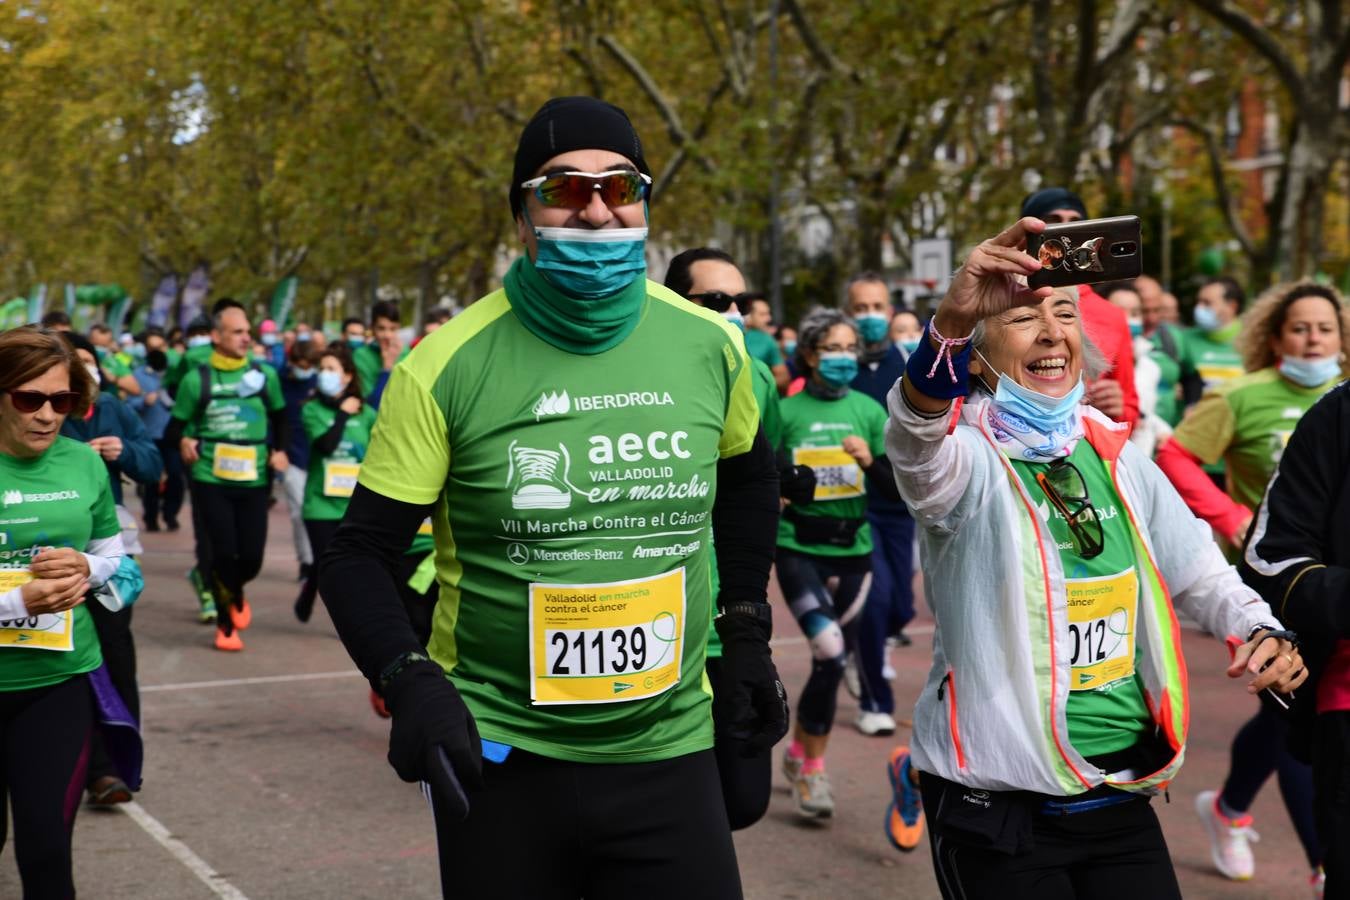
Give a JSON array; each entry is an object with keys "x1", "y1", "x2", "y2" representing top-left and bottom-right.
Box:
[
  {"x1": 0, "y1": 298, "x2": 28, "y2": 330},
  {"x1": 26, "y1": 284, "x2": 45, "y2": 324},
  {"x1": 269, "y1": 277, "x2": 298, "y2": 329}
]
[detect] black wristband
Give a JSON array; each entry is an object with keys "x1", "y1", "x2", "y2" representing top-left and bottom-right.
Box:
[
  {"x1": 718, "y1": 601, "x2": 772, "y2": 625},
  {"x1": 377, "y1": 650, "x2": 435, "y2": 693}
]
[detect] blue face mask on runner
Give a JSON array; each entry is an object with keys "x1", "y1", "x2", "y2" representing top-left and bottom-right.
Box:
[
  {"x1": 531, "y1": 226, "x2": 649, "y2": 300},
  {"x1": 723, "y1": 310, "x2": 746, "y2": 332},
  {"x1": 1279, "y1": 354, "x2": 1341, "y2": 388},
  {"x1": 899, "y1": 338, "x2": 921, "y2": 355},
  {"x1": 978, "y1": 348, "x2": 1085, "y2": 432},
  {"x1": 1193, "y1": 304, "x2": 1222, "y2": 333},
  {"x1": 317, "y1": 369, "x2": 345, "y2": 398},
  {"x1": 856, "y1": 313, "x2": 890, "y2": 344},
  {"x1": 816, "y1": 352, "x2": 858, "y2": 388}
]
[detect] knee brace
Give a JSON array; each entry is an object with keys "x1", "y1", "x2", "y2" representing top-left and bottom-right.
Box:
[{"x1": 808, "y1": 620, "x2": 845, "y2": 663}]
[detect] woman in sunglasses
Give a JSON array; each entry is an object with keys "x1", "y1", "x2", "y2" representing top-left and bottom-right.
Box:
[
  {"x1": 0, "y1": 325, "x2": 127, "y2": 897},
  {"x1": 883, "y1": 218, "x2": 1306, "y2": 899}
]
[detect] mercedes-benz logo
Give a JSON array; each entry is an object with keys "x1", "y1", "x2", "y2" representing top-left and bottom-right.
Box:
[{"x1": 507, "y1": 543, "x2": 529, "y2": 566}]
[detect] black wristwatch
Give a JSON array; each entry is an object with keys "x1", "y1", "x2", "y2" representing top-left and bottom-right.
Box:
[
  {"x1": 718, "y1": 601, "x2": 772, "y2": 625},
  {"x1": 377, "y1": 650, "x2": 435, "y2": 693}
]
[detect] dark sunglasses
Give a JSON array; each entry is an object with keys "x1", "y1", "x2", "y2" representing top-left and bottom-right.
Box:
[
  {"x1": 1035, "y1": 459, "x2": 1105, "y2": 559},
  {"x1": 519, "y1": 170, "x2": 651, "y2": 210},
  {"x1": 7, "y1": 390, "x2": 82, "y2": 415},
  {"x1": 687, "y1": 291, "x2": 753, "y2": 314}
]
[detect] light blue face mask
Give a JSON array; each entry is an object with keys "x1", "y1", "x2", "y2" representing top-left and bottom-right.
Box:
[
  {"x1": 1279, "y1": 355, "x2": 1341, "y2": 388},
  {"x1": 856, "y1": 313, "x2": 890, "y2": 344},
  {"x1": 1128, "y1": 320, "x2": 1144, "y2": 338},
  {"x1": 346, "y1": 335, "x2": 366, "y2": 348},
  {"x1": 532, "y1": 225, "x2": 648, "y2": 299},
  {"x1": 1193, "y1": 304, "x2": 1222, "y2": 333},
  {"x1": 317, "y1": 369, "x2": 345, "y2": 398},
  {"x1": 188, "y1": 335, "x2": 211, "y2": 348},
  {"x1": 783, "y1": 340, "x2": 797, "y2": 357},
  {"x1": 722, "y1": 310, "x2": 746, "y2": 331},
  {"x1": 977, "y1": 348, "x2": 1084, "y2": 432},
  {"x1": 817, "y1": 351, "x2": 858, "y2": 387},
  {"x1": 899, "y1": 338, "x2": 922, "y2": 355}
]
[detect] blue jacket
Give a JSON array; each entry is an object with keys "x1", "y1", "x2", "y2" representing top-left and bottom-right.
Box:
[
  {"x1": 851, "y1": 343, "x2": 910, "y2": 516},
  {"x1": 279, "y1": 365, "x2": 315, "y2": 469},
  {"x1": 61, "y1": 393, "x2": 163, "y2": 505},
  {"x1": 127, "y1": 366, "x2": 173, "y2": 439}
]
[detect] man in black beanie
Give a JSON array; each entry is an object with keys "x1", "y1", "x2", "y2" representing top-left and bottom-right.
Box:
[
  {"x1": 320, "y1": 96, "x2": 786, "y2": 899},
  {"x1": 1018, "y1": 187, "x2": 1140, "y2": 428}
]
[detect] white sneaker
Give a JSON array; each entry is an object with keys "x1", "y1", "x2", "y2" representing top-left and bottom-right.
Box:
[
  {"x1": 844, "y1": 653, "x2": 861, "y2": 700},
  {"x1": 1194, "y1": 789, "x2": 1258, "y2": 880},
  {"x1": 856, "y1": 710, "x2": 897, "y2": 736},
  {"x1": 781, "y1": 749, "x2": 802, "y2": 786},
  {"x1": 792, "y1": 770, "x2": 834, "y2": 819},
  {"x1": 881, "y1": 650, "x2": 897, "y2": 681}
]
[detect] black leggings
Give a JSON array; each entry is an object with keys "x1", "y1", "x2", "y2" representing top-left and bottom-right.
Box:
[
  {"x1": 190, "y1": 480, "x2": 270, "y2": 634},
  {"x1": 431, "y1": 748, "x2": 741, "y2": 900},
  {"x1": 921, "y1": 775, "x2": 1181, "y2": 900},
  {"x1": 85, "y1": 602, "x2": 137, "y2": 787},
  {"x1": 773, "y1": 548, "x2": 871, "y2": 736},
  {"x1": 140, "y1": 437, "x2": 185, "y2": 527},
  {"x1": 1220, "y1": 701, "x2": 1320, "y2": 867},
  {"x1": 0, "y1": 675, "x2": 93, "y2": 900},
  {"x1": 1314, "y1": 711, "x2": 1350, "y2": 897}
]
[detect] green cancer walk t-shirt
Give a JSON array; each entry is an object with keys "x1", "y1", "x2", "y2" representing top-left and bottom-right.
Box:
[
  {"x1": 170, "y1": 357, "x2": 285, "y2": 487},
  {"x1": 357, "y1": 279, "x2": 760, "y2": 764},
  {"x1": 1013, "y1": 441, "x2": 1152, "y2": 757},
  {"x1": 744, "y1": 328, "x2": 783, "y2": 369},
  {"x1": 1172, "y1": 367, "x2": 1337, "y2": 513},
  {"x1": 0, "y1": 438, "x2": 118, "y2": 691},
  {"x1": 300, "y1": 398, "x2": 378, "y2": 521},
  {"x1": 775, "y1": 388, "x2": 887, "y2": 558}
]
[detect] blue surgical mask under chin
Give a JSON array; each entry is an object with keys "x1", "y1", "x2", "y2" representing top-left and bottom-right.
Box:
[
  {"x1": 1193, "y1": 305, "x2": 1222, "y2": 332},
  {"x1": 531, "y1": 224, "x2": 649, "y2": 299},
  {"x1": 816, "y1": 352, "x2": 858, "y2": 388},
  {"x1": 722, "y1": 310, "x2": 746, "y2": 332},
  {"x1": 317, "y1": 370, "x2": 345, "y2": 398},
  {"x1": 978, "y1": 350, "x2": 1084, "y2": 432},
  {"x1": 856, "y1": 313, "x2": 890, "y2": 344},
  {"x1": 1279, "y1": 355, "x2": 1342, "y2": 388}
]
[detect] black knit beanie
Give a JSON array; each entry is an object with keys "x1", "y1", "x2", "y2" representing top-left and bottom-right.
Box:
[
  {"x1": 1020, "y1": 187, "x2": 1088, "y2": 220},
  {"x1": 510, "y1": 97, "x2": 650, "y2": 216}
]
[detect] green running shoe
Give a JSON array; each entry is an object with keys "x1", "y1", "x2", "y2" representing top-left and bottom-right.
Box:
[{"x1": 187, "y1": 567, "x2": 217, "y2": 623}]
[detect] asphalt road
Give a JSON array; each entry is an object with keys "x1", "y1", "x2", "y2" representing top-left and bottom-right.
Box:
[{"x1": 0, "y1": 501, "x2": 1316, "y2": 899}]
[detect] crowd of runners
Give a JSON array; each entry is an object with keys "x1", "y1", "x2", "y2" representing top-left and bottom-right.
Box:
[{"x1": 0, "y1": 96, "x2": 1347, "y2": 899}]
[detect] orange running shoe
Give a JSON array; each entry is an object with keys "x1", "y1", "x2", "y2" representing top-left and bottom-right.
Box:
[
  {"x1": 230, "y1": 598, "x2": 252, "y2": 631},
  {"x1": 886, "y1": 745, "x2": 924, "y2": 852},
  {"x1": 214, "y1": 628, "x2": 244, "y2": 652},
  {"x1": 369, "y1": 689, "x2": 391, "y2": 719}
]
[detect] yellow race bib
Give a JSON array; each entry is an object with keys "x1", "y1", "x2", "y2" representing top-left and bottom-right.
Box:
[
  {"x1": 529, "y1": 569, "x2": 686, "y2": 705},
  {"x1": 0, "y1": 569, "x2": 75, "y2": 652},
  {"x1": 793, "y1": 446, "x2": 864, "y2": 502},
  {"x1": 1066, "y1": 568, "x2": 1138, "y2": 691},
  {"x1": 212, "y1": 443, "x2": 259, "y2": 482},
  {"x1": 322, "y1": 460, "x2": 361, "y2": 498}
]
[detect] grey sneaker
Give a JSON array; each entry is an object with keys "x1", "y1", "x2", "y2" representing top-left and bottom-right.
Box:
[
  {"x1": 781, "y1": 749, "x2": 802, "y2": 786},
  {"x1": 792, "y1": 770, "x2": 835, "y2": 819}
]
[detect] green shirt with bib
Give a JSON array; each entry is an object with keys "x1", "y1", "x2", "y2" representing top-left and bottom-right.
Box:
[
  {"x1": 170, "y1": 354, "x2": 285, "y2": 488},
  {"x1": 301, "y1": 398, "x2": 378, "y2": 521}
]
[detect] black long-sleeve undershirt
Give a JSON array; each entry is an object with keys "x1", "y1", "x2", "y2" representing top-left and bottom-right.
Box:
[
  {"x1": 865, "y1": 454, "x2": 903, "y2": 502},
  {"x1": 311, "y1": 409, "x2": 351, "y2": 457},
  {"x1": 322, "y1": 427, "x2": 782, "y2": 687}
]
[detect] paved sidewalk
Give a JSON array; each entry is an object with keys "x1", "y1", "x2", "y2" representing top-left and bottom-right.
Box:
[{"x1": 0, "y1": 502, "x2": 1315, "y2": 898}]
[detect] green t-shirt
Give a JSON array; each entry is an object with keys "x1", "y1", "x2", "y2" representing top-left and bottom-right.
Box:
[
  {"x1": 0, "y1": 438, "x2": 117, "y2": 690},
  {"x1": 301, "y1": 398, "x2": 378, "y2": 521},
  {"x1": 357, "y1": 280, "x2": 760, "y2": 763},
  {"x1": 1012, "y1": 441, "x2": 1152, "y2": 757},
  {"x1": 164, "y1": 343, "x2": 214, "y2": 393},
  {"x1": 744, "y1": 328, "x2": 783, "y2": 369},
  {"x1": 353, "y1": 343, "x2": 410, "y2": 399},
  {"x1": 1180, "y1": 322, "x2": 1244, "y2": 393},
  {"x1": 775, "y1": 388, "x2": 886, "y2": 557},
  {"x1": 170, "y1": 359, "x2": 285, "y2": 487},
  {"x1": 1171, "y1": 367, "x2": 1336, "y2": 513}
]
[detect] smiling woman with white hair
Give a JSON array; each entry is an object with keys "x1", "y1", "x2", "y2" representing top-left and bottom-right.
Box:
[{"x1": 880, "y1": 218, "x2": 1307, "y2": 898}]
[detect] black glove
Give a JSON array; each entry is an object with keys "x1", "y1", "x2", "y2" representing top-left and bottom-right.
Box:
[
  {"x1": 779, "y1": 464, "x2": 816, "y2": 506},
  {"x1": 383, "y1": 663, "x2": 484, "y2": 820},
  {"x1": 713, "y1": 606, "x2": 789, "y2": 756}
]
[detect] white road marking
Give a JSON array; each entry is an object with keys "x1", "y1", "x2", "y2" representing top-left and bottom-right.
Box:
[
  {"x1": 141, "y1": 670, "x2": 362, "y2": 693},
  {"x1": 119, "y1": 801, "x2": 251, "y2": 900}
]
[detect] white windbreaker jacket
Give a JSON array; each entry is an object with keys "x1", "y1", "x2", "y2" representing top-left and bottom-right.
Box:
[{"x1": 886, "y1": 384, "x2": 1279, "y2": 796}]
